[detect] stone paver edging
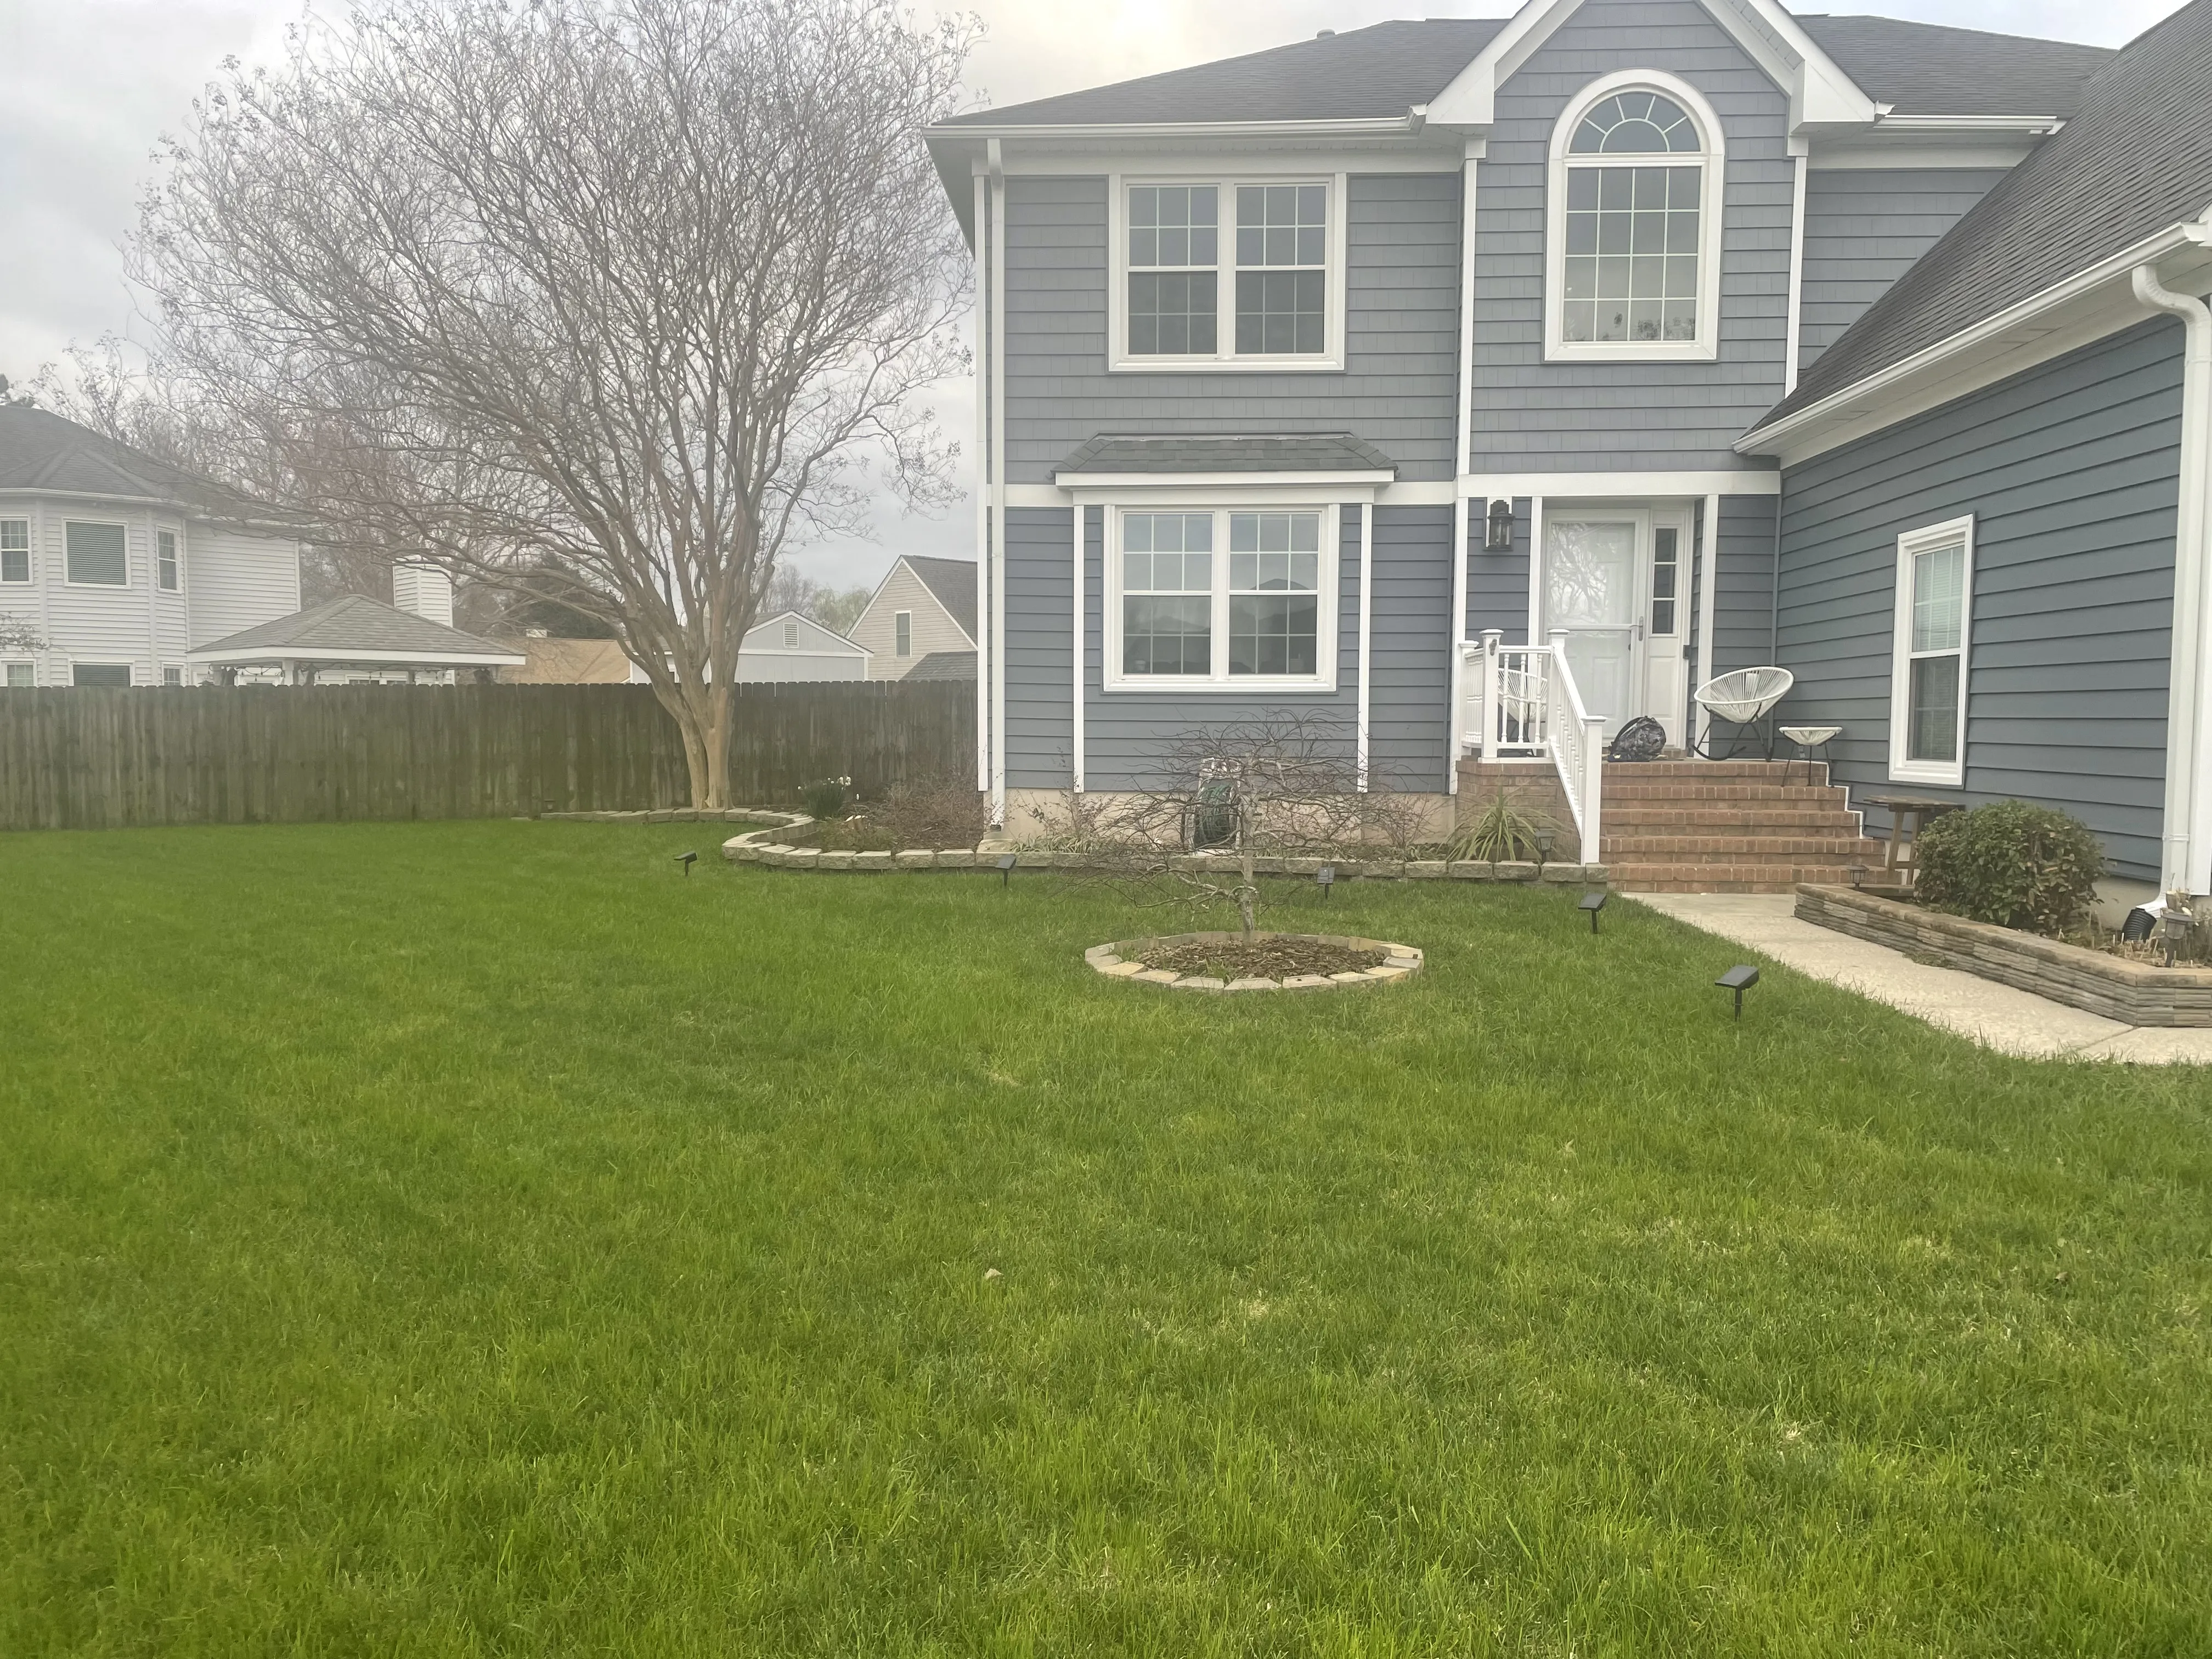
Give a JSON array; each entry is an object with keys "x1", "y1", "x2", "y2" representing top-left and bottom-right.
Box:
[
  {"x1": 1087, "y1": 932, "x2": 1423, "y2": 992},
  {"x1": 543, "y1": 808, "x2": 812, "y2": 827}
]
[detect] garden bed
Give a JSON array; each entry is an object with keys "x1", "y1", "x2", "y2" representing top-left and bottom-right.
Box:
[
  {"x1": 1085, "y1": 932, "x2": 1420, "y2": 992},
  {"x1": 1795, "y1": 884, "x2": 2212, "y2": 1027}
]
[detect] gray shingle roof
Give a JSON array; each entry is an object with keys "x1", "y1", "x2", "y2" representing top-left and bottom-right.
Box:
[
  {"x1": 1764, "y1": 0, "x2": 2212, "y2": 428},
  {"x1": 905, "y1": 649, "x2": 978, "y2": 681},
  {"x1": 1798, "y1": 15, "x2": 2113, "y2": 116},
  {"x1": 190, "y1": 594, "x2": 523, "y2": 662},
  {"x1": 1056, "y1": 433, "x2": 1397, "y2": 478},
  {"x1": 941, "y1": 19, "x2": 1506, "y2": 127},
  {"x1": 0, "y1": 404, "x2": 279, "y2": 521},
  {"x1": 900, "y1": 555, "x2": 978, "y2": 640},
  {"x1": 938, "y1": 11, "x2": 2104, "y2": 131}
]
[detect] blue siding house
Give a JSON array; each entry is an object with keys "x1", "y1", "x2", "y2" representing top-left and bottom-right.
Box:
[{"x1": 926, "y1": 0, "x2": 2212, "y2": 898}]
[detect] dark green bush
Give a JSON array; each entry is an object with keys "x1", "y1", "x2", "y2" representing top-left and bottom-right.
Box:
[
  {"x1": 800, "y1": 775, "x2": 851, "y2": 821},
  {"x1": 1913, "y1": 799, "x2": 2106, "y2": 936}
]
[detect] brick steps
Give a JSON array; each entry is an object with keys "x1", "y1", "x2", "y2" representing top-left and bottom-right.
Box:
[{"x1": 1598, "y1": 759, "x2": 1882, "y2": 894}]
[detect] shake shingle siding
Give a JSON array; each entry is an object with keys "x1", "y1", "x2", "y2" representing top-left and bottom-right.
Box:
[
  {"x1": 1002, "y1": 174, "x2": 1461, "y2": 485},
  {"x1": 1466, "y1": 499, "x2": 1532, "y2": 643},
  {"x1": 1005, "y1": 508, "x2": 1074, "y2": 789},
  {"x1": 1076, "y1": 505, "x2": 1367, "y2": 791},
  {"x1": 1468, "y1": 0, "x2": 1792, "y2": 474},
  {"x1": 1711, "y1": 494, "x2": 1778, "y2": 678},
  {"x1": 1797, "y1": 169, "x2": 2010, "y2": 372},
  {"x1": 1368, "y1": 506, "x2": 1454, "y2": 793},
  {"x1": 1775, "y1": 319, "x2": 2184, "y2": 879}
]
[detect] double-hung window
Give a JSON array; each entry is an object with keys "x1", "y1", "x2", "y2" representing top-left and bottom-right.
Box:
[
  {"x1": 894, "y1": 611, "x2": 912, "y2": 657},
  {"x1": 1109, "y1": 507, "x2": 1334, "y2": 690},
  {"x1": 157, "y1": 531, "x2": 179, "y2": 592},
  {"x1": 1116, "y1": 176, "x2": 1342, "y2": 369},
  {"x1": 1888, "y1": 516, "x2": 1973, "y2": 786},
  {"x1": 1, "y1": 519, "x2": 28, "y2": 584},
  {"x1": 65, "y1": 521, "x2": 127, "y2": 586},
  {"x1": 1547, "y1": 72, "x2": 1723, "y2": 362}
]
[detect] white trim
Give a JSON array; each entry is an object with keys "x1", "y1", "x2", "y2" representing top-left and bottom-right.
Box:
[
  {"x1": 973, "y1": 171, "x2": 991, "y2": 797},
  {"x1": 1013, "y1": 472, "x2": 1777, "y2": 511},
  {"x1": 1068, "y1": 482, "x2": 1371, "y2": 510},
  {"x1": 1357, "y1": 499, "x2": 1373, "y2": 790},
  {"x1": 989, "y1": 151, "x2": 1008, "y2": 823},
  {"x1": 1742, "y1": 222, "x2": 2212, "y2": 464},
  {"x1": 1, "y1": 658, "x2": 38, "y2": 689},
  {"x1": 1544, "y1": 70, "x2": 1725, "y2": 365},
  {"x1": 1886, "y1": 515, "x2": 1974, "y2": 789},
  {"x1": 1448, "y1": 494, "x2": 1468, "y2": 793},
  {"x1": 60, "y1": 518, "x2": 132, "y2": 589},
  {"x1": 1450, "y1": 136, "x2": 1481, "y2": 782},
  {"x1": 1694, "y1": 493, "x2": 1720, "y2": 751},
  {"x1": 186, "y1": 645, "x2": 527, "y2": 667},
  {"x1": 1107, "y1": 170, "x2": 1348, "y2": 373},
  {"x1": 1454, "y1": 144, "x2": 1481, "y2": 486},
  {"x1": 995, "y1": 147, "x2": 1463, "y2": 178},
  {"x1": 1525, "y1": 495, "x2": 1546, "y2": 645},
  {"x1": 928, "y1": 116, "x2": 1424, "y2": 143},
  {"x1": 0, "y1": 513, "x2": 29, "y2": 584},
  {"x1": 1101, "y1": 503, "x2": 1341, "y2": 695},
  {"x1": 1054, "y1": 469, "x2": 1392, "y2": 489},
  {"x1": 1805, "y1": 138, "x2": 2045, "y2": 172},
  {"x1": 1872, "y1": 114, "x2": 2064, "y2": 133},
  {"x1": 1070, "y1": 506, "x2": 1085, "y2": 793},
  {"x1": 1783, "y1": 149, "x2": 1808, "y2": 397},
  {"x1": 1462, "y1": 470, "x2": 1779, "y2": 498}
]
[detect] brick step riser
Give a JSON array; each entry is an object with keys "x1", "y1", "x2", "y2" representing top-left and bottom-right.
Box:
[
  {"x1": 1603, "y1": 762, "x2": 1821, "y2": 778},
  {"x1": 1604, "y1": 787, "x2": 1850, "y2": 804},
  {"x1": 1611, "y1": 868, "x2": 1869, "y2": 892},
  {"x1": 1602, "y1": 839, "x2": 1880, "y2": 859},
  {"x1": 1604, "y1": 813, "x2": 1866, "y2": 832}
]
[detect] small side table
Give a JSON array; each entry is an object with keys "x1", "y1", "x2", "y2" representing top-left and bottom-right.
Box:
[
  {"x1": 1864, "y1": 794, "x2": 1964, "y2": 886},
  {"x1": 1779, "y1": 724, "x2": 1840, "y2": 787}
]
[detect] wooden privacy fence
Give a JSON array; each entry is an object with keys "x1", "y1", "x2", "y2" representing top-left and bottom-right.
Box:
[{"x1": 0, "y1": 681, "x2": 977, "y2": 831}]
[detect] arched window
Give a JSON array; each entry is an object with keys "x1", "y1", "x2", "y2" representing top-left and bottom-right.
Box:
[{"x1": 1547, "y1": 73, "x2": 1723, "y2": 362}]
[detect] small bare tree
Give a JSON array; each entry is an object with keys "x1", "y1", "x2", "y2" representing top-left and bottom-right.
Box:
[
  {"x1": 135, "y1": 0, "x2": 975, "y2": 806},
  {"x1": 0, "y1": 617, "x2": 45, "y2": 653}
]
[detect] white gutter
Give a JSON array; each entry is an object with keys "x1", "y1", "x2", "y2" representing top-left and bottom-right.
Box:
[
  {"x1": 1448, "y1": 140, "x2": 1481, "y2": 797},
  {"x1": 2132, "y1": 262, "x2": 2212, "y2": 896},
  {"x1": 988, "y1": 139, "x2": 1008, "y2": 828},
  {"x1": 1741, "y1": 221, "x2": 2207, "y2": 456},
  {"x1": 185, "y1": 646, "x2": 526, "y2": 667},
  {"x1": 1052, "y1": 469, "x2": 1394, "y2": 489},
  {"x1": 926, "y1": 115, "x2": 1429, "y2": 143}
]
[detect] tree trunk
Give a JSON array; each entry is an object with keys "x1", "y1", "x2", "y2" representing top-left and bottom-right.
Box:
[{"x1": 1238, "y1": 793, "x2": 1257, "y2": 943}]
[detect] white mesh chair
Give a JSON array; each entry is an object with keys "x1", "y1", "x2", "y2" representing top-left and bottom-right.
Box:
[{"x1": 1694, "y1": 666, "x2": 1795, "y2": 759}]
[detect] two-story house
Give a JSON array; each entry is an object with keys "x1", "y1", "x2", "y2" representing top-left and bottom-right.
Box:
[
  {"x1": 0, "y1": 406, "x2": 302, "y2": 686},
  {"x1": 927, "y1": 0, "x2": 2212, "y2": 899}
]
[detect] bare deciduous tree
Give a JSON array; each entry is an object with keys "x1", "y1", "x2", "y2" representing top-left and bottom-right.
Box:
[
  {"x1": 136, "y1": 0, "x2": 974, "y2": 805},
  {"x1": 0, "y1": 617, "x2": 45, "y2": 653}
]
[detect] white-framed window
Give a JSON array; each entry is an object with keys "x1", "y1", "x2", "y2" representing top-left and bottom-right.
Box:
[
  {"x1": 3, "y1": 662, "x2": 34, "y2": 688},
  {"x1": 1546, "y1": 70, "x2": 1725, "y2": 364},
  {"x1": 894, "y1": 611, "x2": 912, "y2": 657},
  {"x1": 64, "y1": 521, "x2": 128, "y2": 587},
  {"x1": 1110, "y1": 173, "x2": 1347, "y2": 371},
  {"x1": 1888, "y1": 515, "x2": 1973, "y2": 787},
  {"x1": 782, "y1": 619, "x2": 799, "y2": 648},
  {"x1": 1650, "y1": 522, "x2": 1681, "y2": 636},
  {"x1": 157, "y1": 530, "x2": 179, "y2": 592},
  {"x1": 0, "y1": 518, "x2": 28, "y2": 583},
  {"x1": 72, "y1": 662, "x2": 132, "y2": 688},
  {"x1": 1104, "y1": 505, "x2": 1337, "y2": 691},
  {"x1": 162, "y1": 665, "x2": 183, "y2": 687}
]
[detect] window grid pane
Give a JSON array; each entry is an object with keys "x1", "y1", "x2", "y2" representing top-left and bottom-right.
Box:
[
  {"x1": 1128, "y1": 185, "x2": 1219, "y2": 357},
  {"x1": 1911, "y1": 544, "x2": 1965, "y2": 653},
  {"x1": 157, "y1": 531, "x2": 179, "y2": 592},
  {"x1": 1227, "y1": 511, "x2": 1321, "y2": 676},
  {"x1": 1122, "y1": 513, "x2": 1214, "y2": 676},
  {"x1": 4, "y1": 663, "x2": 34, "y2": 687},
  {"x1": 1562, "y1": 165, "x2": 1700, "y2": 343},
  {"x1": 65, "y1": 522, "x2": 127, "y2": 586},
  {"x1": 1, "y1": 519, "x2": 27, "y2": 584},
  {"x1": 1650, "y1": 526, "x2": 1678, "y2": 636},
  {"x1": 1234, "y1": 183, "x2": 1327, "y2": 355},
  {"x1": 1568, "y1": 91, "x2": 1701, "y2": 155},
  {"x1": 1908, "y1": 656, "x2": 1961, "y2": 764}
]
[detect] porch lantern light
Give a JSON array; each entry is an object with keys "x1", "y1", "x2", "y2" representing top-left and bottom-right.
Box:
[
  {"x1": 997, "y1": 853, "x2": 1017, "y2": 888},
  {"x1": 1579, "y1": 890, "x2": 1607, "y2": 934},
  {"x1": 1484, "y1": 498, "x2": 1515, "y2": 552},
  {"x1": 1715, "y1": 963, "x2": 1759, "y2": 1018},
  {"x1": 1317, "y1": 864, "x2": 1336, "y2": 902},
  {"x1": 674, "y1": 851, "x2": 698, "y2": 877}
]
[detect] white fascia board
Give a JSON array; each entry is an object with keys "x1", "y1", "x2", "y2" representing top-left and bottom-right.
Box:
[
  {"x1": 927, "y1": 115, "x2": 1421, "y2": 144},
  {"x1": 186, "y1": 646, "x2": 528, "y2": 667},
  {"x1": 1871, "y1": 114, "x2": 2064, "y2": 132},
  {"x1": 1808, "y1": 138, "x2": 2045, "y2": 171},
  {"x1": 1051, "y1": 469, "x2": 1395, "y2": 489},
  {"x1": 1459, "y1": 470, "x2": 1780, "y2": 498},
  {"x1": 1740, "y1": 223, "x2": 2212, "y2": 466}
]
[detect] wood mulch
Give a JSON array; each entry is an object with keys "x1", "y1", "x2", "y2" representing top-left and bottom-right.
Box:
[{"x1": 1137, "y1": 936, "x2": 1389, "y2": 980}]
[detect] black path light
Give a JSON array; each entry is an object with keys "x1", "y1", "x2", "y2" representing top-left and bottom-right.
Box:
[
  {"x1": 1715, "y1": 963, "x2": 1759, "y2": 1017},
  {"x1": 1848, "y1": 861, "x2": 1869, "y2": 890},
  {"x1": 997, "y1": 852, "x2": 1018, "y2": 889},
  {"x1": 1579, "y1": 889, "x2": 1607, "y2": 934},
  {"x1": 674, "y1": 851, "x2": 698, "y2": 876},
  {"x1": 1534, "y1": 828, "x2": 1555, "y2": 867},
  {"x1": 1317, "y1": 864, "x2": 1336, "y2": 902}
]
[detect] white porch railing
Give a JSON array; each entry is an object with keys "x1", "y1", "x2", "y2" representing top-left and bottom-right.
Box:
[{"x1": 1462, "y1": 628, "x2": 1605, "y2": 867}]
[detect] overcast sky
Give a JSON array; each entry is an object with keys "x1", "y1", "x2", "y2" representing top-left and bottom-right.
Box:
[{"x1": 0, "y1": 0, "x2": 2186, "y2": 589}]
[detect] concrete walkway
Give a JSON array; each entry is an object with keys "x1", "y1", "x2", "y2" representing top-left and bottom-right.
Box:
[{"x1": 1630, "y1": 893, "x2": 2212, "y2": 1065}]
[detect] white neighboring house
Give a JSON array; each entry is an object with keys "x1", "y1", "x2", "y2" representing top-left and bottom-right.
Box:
[
  {"x1": 653, "y1": 610, "x2": 871, "y2": 681},
  {"x1": 0, "y1": 405, "x2": 302, "y2": 687},
  {"x1": 847, "y1": 555, "x2": 977, "y2": 680},
  {"x1": 187, "y1": 560, "x2": 524, "y2": 685}
]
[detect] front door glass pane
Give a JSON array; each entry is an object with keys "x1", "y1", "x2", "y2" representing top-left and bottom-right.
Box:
[{"x1": 1547, "y1": 520, "x2": 1639, "y2": 730}]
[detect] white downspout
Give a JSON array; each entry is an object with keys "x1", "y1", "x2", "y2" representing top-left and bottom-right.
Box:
[
  {"x1": 2132, "y1": 258, "x2": 2212, "y2": 895},
  {"x1": 1070, "y1": 503, "x2": 1085, "y2": 795},
  {"x1": 988, "y1": 139, "x2": 1008, "y2": 828},
  {"x1": 972, "y1": 167, "x2": 990, "y2": 797},
  {"x1": 1782, "y1": 145, "x2": 1808, "y2": 397},
  {"x1": 1447, "y1": 140, "x2": 1482, "y2": 796},
  {"x1": 1694, "y1": 492, "x2": 1720, "y2": 754},
  {"x1": 1357, "y1": 499, "x2": 1373, "y2": 791}
]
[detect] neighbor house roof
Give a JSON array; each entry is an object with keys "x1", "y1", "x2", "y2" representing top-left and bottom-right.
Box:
[
  {"x1": 905, "y1": 649, "x2": 978, "y2": 681},
  {"x1": 899, "y1": 556, "x2": 979, "y2": 641},
  {"x1": 1056, "y1": 433, "x2": 1397, "y2": 479},
  {"x1": 189, "y1": 594, "x2": 524, "y2": 665},
  {"x1": 937, "y1": 11, "x2": 2104, "y2": 131},
  {"x1": 1763, "y1": 0, "x2": 2212, "y2": 428},
  {"x1": 0, "y1": 404, "x2": 284, "y2": 523}
]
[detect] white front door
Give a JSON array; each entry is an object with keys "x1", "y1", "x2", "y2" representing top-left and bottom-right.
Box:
[{"x1": 1544, "y1": 514, "x2": 1644, "y2": 739}]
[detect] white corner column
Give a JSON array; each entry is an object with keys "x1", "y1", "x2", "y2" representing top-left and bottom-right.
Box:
[
  {"x1": 1694, "y1": 492, "x2": 1720, "y2": 754},
  {"x1": 1783, "y1": 145, "x2": 1808, "y2": 397},
  {"x1": 987, "y1": 140, "x2": 1008, "y2": 827},
  {"x1": 1446, "y1": 139, "x2": 1483, "y2": 794},
  {"x1": 1070, "y1": 501, "x2": 1085, "y2": 794},
  {"x1": 1357, "y1": 499, "x2": 1373, "y2": 791},
  {"x1": 972, "y1": 165, "x2": 992, "y2": 798}
]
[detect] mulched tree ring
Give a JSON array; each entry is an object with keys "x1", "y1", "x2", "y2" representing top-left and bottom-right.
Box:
[{"x1": 1084, "y1": 932, "x2": 1423, "y2": 993}]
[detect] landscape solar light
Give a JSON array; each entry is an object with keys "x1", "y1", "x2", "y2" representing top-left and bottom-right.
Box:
[
  {"x1": 1715, "y1": 963, "x2": 1759, "y2": 1018},
  {"x1": 674, "y1": 851, "x2": 697, "y2": 876},
  {"x1": 997, "y1": 852, "x2": 1017, "y2": 888},
  {"x1": 1579, "y1": 889, "x2": 1607, "y2": 934},
  {"x1": 1848, "y1": 861, "x2": 1868, "y2": 890},
  {"x1": 1317, "y1": 864, "x2": 1336, "y2": 902},
  {"x1": 1534, "y1": 828, "x2": 1555, "y2": 866},
  {"x1": 2161, "y1": 909, "x2": 2194, "y2": 968}
]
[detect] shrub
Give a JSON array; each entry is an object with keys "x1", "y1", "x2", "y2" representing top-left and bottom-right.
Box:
[
  {"x1": 800, "y1": 775, "x2": 851, "y2": 821},
  {"x1": 868, "y1": 774, "x2": 986, "y2": 848},
  {"x1": 1913, "y1": 800, "x2": 2106, "y2": 936}
]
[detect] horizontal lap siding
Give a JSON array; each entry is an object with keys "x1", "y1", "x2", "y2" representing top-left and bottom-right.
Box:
[
  {"x1": 1776, "y1": 319, "x2": 2184, "y2": 879},
  {"x1": 1003, "y1": 174, "x2": 1460, "y2": 483},
  {"x1": 1470, "y1": 0, "x2": 1790, "y2": 476},
  {"x1": 1080, "y1": 505, "x2": 1366, "y2": 792},
  {"x1": 1798, "y1": 168, "x2": 2008, "y2": 373},
  {"x1": 1369, "y1": 506, "x2": 1453, "y2": 793},
  {"x1": 1006, "y1": 507, "x2": 1073, "y2": 789},
  {"x1": 1466, "y1": 498, "x2": 1531, "y2": 642},
  {"x1": 1712, "y1": 494, "x2": 1777, "y2": 676}
]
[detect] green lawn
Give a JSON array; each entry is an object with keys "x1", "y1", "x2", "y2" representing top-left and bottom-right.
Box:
[{"x1": 3, "y1": 821, "x2": 2209, "y2": 1656}]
